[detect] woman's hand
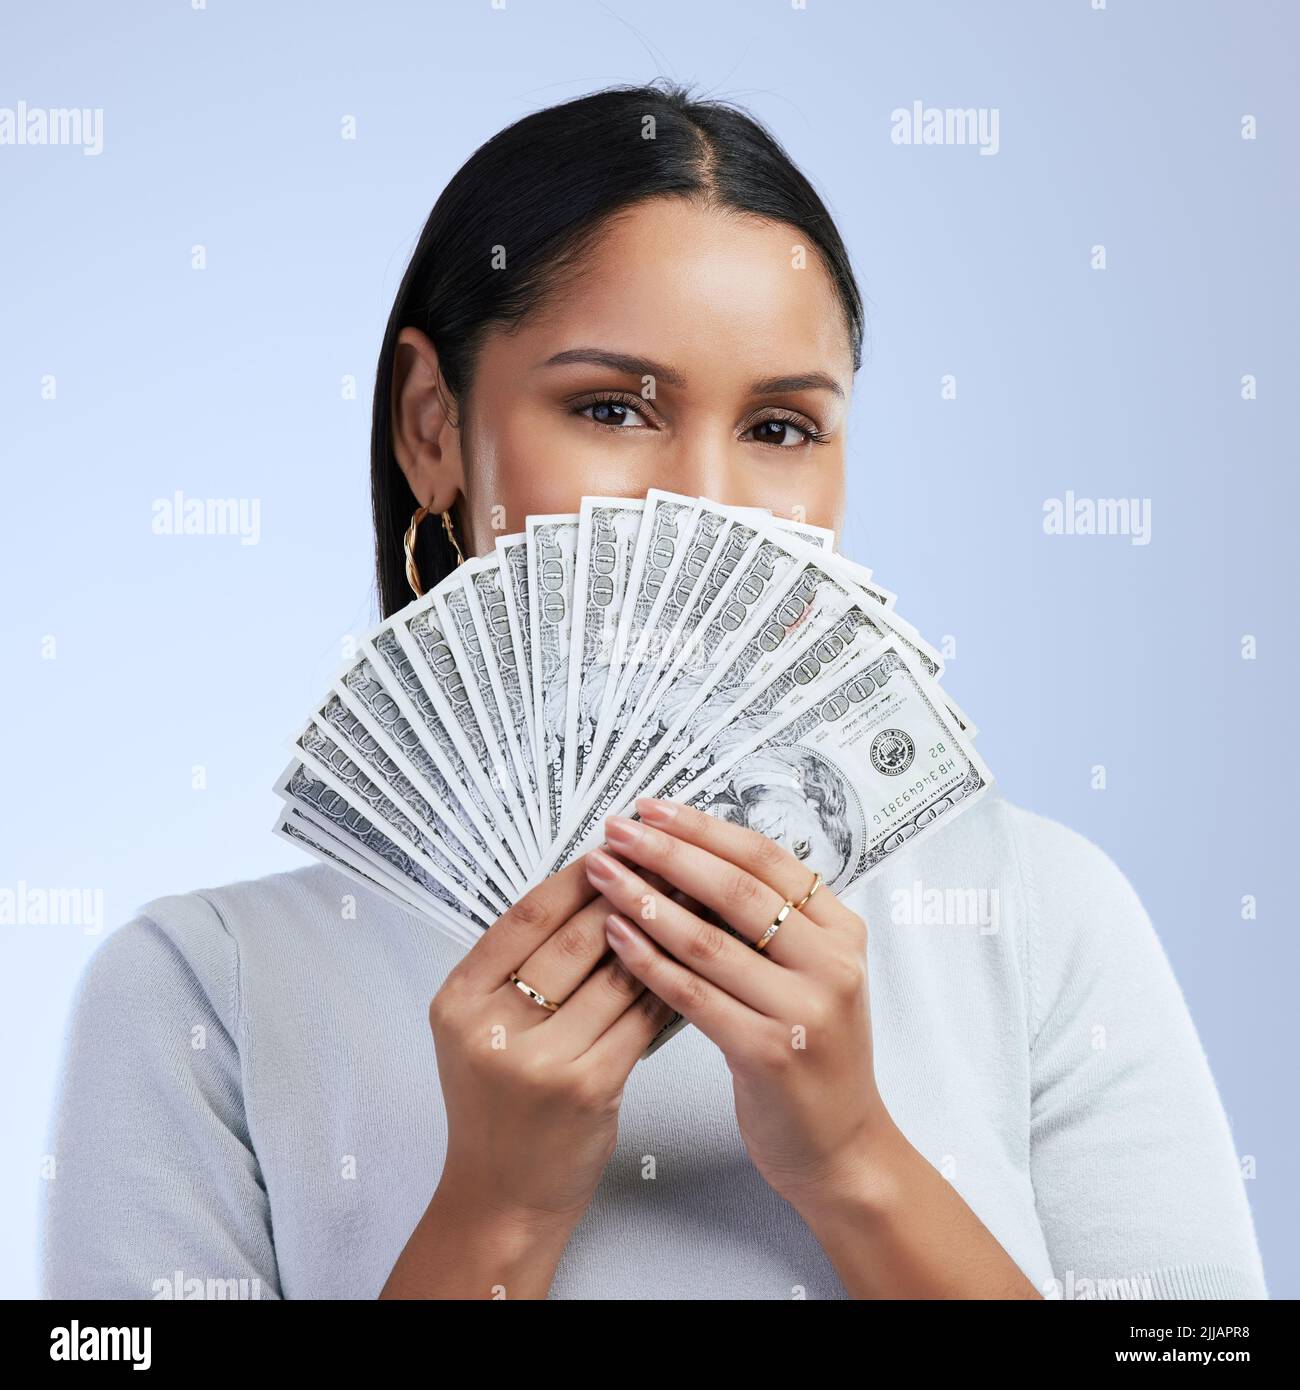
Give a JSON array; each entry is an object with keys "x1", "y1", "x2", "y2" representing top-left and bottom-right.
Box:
[
  {"x1": 588, "y1": 797, "x2": 1041, "y2": 1299},
  {"x1": 430, "y1": 855, "x2": 679, "y2": 1220},
  {"x1": 587, "y1": 798, "x2": 885, "y2": 1212},
  {"x1": 381, "y1": 856, "x2": 677, "y2": 1299}
]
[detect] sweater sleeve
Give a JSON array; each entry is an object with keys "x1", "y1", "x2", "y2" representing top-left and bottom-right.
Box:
[
  {"x1": 40, "y1": 894, "x2": 281, "y2": 1299},
  {"x1": 1010, "y1": 807, "x2": 1268, "y2": 1299}
]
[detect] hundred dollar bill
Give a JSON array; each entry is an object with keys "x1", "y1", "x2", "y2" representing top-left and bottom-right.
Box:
[
  {"x1": 272, "y1": 808, "x2": 466, "y2": 934},
  {"x1": 640, "y1": 605, "x2": 900, "y2": 812},
  {"x1": 528, "y1": 514, "x2": 580, "y2": 846},
  {"x1": 584, "y1": 501, "x2": 731, "y2": 785},
  {"x1": 677, "y1": 637, "x2": 991, "y2": 892},
  {"x1": 495, "y1": 533, "x2": 537, "y2": 759},
  {"x1": 675, "y1": 534, "x2": 943, "y2": 699},
  {"x1": 536, "y1": 541, "x2": 935, "y2": 882},
  {"x1": 362, "y1": 630, "x2": 529, "y2": 892},
  {"x1": 277, "y1": 799, "x2": 481, "y2": 951},
  {"x1": 396, "y1": 599, "x2": 538, "y2": 870},
  {"x1": 538, "y1": 523, "x2": 807, "y2": 875},
  {"x1": 600, "y1": 526, "x2": 941, "y2": 810},
  {"x1": 693, "y1": 500, "x2": 830, "y2": 552},
  {"x1": 293, "y1": 718, "x2": 500, "y2": 928},
  {"x1": 332, "y1": 654, "x2": 518, "y2": 904},
  {"x1": 579, "y1": 488, "x2": 836, "y2": 796},
  {"x1": 306, "y1": 692, "x2": 509, "y2": 915},
  {"x1": 583, "y1": 635, "x2": 990, "y2": 1059},
  {"x1": 631, "y1": 513, "x2": 773, "y2": 701},
  {"x1": 432, "y1": 573, "x2": 542, "y2": 857},
  {"x1": 390, "y1": 601, "x2": 537, "y2": 872},
  {"x1": 583, "y1": 506, "x2": 761, "y2": 793},
  {"x1": 274, "y1": 761, "x2": 483, "y2": 946},
  {"x1": 462, "y1": 553, "x2": 542, "y2": 833},
  {"x1": 567, "y1": 597, "x2": 908, "y2": 869},
  {"x1": 563, "y1": 496, "x2": 645, "y2": 806},
  {"x1": 580, "y1": 490, "x2": 700, "y2": 790},
  {"x1": 586, "y1": 524, "x2": 814, "y2": 798}
]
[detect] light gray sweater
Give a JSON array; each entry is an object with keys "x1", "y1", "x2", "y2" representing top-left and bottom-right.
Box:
[{"x1": 39, "y1": 793, "x2": 1268, "y2": 1299}]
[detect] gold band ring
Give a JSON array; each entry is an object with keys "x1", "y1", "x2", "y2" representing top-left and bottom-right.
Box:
[
  {"x1": 510, "y1": 971, "x2": 561, "y2": 1012},
  {"x1": 793, "y1": 870, "x2": 824, "y2": 912},
  {"x1": 754, "y1": 899, "x2": 793, "y2": 953}
]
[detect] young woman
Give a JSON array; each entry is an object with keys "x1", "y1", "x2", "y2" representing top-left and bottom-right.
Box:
[{"x1": 42, "y1": 82, "x2": 1267, "y2": 1300}]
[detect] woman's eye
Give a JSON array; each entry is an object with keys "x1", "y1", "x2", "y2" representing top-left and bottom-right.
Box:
[
  {"x1": 580, "y1": 399, "x2": 650, "y2": 429},
  {"x1": 745, "y1": 419, "x2": 816, "y2": 447},
  {"x1": 792, "y1": 839, "x2": 811, "y2": 860}
]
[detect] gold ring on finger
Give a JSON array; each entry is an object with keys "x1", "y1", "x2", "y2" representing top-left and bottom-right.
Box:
[
  {"x1": 754, "y1": 899, "x2": 793, "y2": 953},
  {"x1": 792, "y1": 870, "x2": 823, "y2": 913},
  {"x1": 510, "y1": 971, "x2": 561, "y2": 1012}
]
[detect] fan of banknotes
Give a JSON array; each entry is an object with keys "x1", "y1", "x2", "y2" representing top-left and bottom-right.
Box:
[{"x1": 273, "y1": 491, "x2": 992, "y2": 1052}]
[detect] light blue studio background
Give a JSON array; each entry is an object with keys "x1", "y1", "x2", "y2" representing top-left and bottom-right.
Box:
[{"x1": 1, "y1": 0, "x2": 1295, "y2": 1299}]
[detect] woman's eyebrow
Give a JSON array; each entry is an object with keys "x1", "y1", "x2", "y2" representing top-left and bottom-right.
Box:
[
  {"x1": 541, "y1": 349, "x2": 844, "y2": 401},
  {"x1": 542, "y1": 348, "x2": 686, "y2": 387},
  {"x1": 748, "y1": 371, "x2": 844, "y2": 400}
]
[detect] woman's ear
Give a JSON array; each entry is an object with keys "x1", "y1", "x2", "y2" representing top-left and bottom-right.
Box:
[{"x1": 390, "y1": 327, "x2": 466, "y2": 511}]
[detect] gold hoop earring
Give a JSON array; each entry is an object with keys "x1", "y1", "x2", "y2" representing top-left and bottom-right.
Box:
[
  {"x1": 404, "y1": 504, "x2": 465, "y2": 598},
  {"x1": 441, "y1": 509, "x2": 466, "y2": 567}
]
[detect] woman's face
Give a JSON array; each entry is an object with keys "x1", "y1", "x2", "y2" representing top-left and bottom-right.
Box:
[{"x1": 392, "y1": 197, "x2": 854, "y2": 557}]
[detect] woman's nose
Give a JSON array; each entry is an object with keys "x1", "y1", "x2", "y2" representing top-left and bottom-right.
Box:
[{"x1": 657, "y1": 444, "x2": 739, "y2": 506}]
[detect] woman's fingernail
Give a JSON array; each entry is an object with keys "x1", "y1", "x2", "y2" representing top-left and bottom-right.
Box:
[
  {"x1": 605, "y1": 913, "x2": 636, "y2": 947},
  {"x1": 585, "y1": 848, "x2": 626, "y2": 886},
  {"x1": 604, "y1": 815, "x2": 643, "y2": 848},
  {"x1": 636, "y1": 797, "x2": 678, "y2": 826}
]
